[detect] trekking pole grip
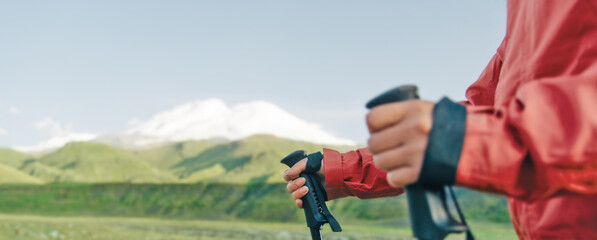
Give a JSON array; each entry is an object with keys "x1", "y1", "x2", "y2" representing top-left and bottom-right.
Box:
[{"x1": 366, "y1": 85, "x2": 471, "y2": 240}]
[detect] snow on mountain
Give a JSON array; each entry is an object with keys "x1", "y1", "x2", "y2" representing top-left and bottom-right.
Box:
[
  {"x1": 13, "y1": 133, "x2": 97, "y2": 153},
  {"x1": 12, "y1": 99, "x2": 356, "y2": 153},
  {"x1": 13, "y1": 118, "x2": 98, "y2": 153},
  {"x1": 123, "y1": 98, "x2": 355, "y2": 146}
]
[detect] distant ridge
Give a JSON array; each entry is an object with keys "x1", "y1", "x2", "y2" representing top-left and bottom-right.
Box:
[{"x1": 1, "y1": 134, "x2": 358, "y2": 184}]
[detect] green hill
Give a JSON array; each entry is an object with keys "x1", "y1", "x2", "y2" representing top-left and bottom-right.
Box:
[
  {"x1": 0, "y1": 136, "x2": 513, "y2": 229},
  {"x1": 0, "y1": 163, "x2": 44, "y2": 184},
  {"x1": 0, "y1": 148, "x2": 32, "y2": 168},
  {"x1": 129, "y1": 140, "x2": 220, "y2": 169},
  {"x1": 36, "y1": 142, "x2": 177, "y2": 183},
  {"x1": 171, "y1": 134, "x2": 356, "y2": 183},
  {"x1": 20, "y1": 159, "x2": 84, "y2": 182},
  {"x1": 0, "y1": 135, "x2": 358, "y2": 184}
]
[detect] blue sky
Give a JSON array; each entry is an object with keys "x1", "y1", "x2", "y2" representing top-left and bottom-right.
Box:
[{"x1": 0, "y1": 1, "x2": 506, "y2": 147}]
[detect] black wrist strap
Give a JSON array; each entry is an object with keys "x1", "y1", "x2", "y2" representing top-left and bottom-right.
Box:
[
  {"x1": 306, "y1": 152, "x2": 327, "y2": 201},
  {"x1": 305, "y1": 152, "x2": 323, "y2": 174}
]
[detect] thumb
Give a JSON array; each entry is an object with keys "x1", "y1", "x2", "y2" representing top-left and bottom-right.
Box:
[{"x1": 283, "y1": 158, "x2": 307, "y2": 182}]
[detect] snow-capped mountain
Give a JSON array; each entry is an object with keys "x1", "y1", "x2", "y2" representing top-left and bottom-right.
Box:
[
  {"x1": 122, "y1": 98, "x2": 355, "y2": 146},
  {"x1": 14, "y1": 99, "x2": 356, "y2": 153}
]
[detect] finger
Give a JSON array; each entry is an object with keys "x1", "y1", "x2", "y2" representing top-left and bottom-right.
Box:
[
  {"x1": 292, "y1": 186, "x2": 309, "y2": 200},
  {"x1": 295, "y1": 199, "x2": 303, "y2": 208},
  {"x1": 368, "y1": 120, "x2": 413, "y2": 154},
  {"x1": 368, "y1": 116, "x2": 431, "y2": 155},
  {"x1": 372, "y1": 141, "x2": 426, "y2": 171},
  {"x1": 386, "y1": 166, "x2": 420, "y2": 188},
  {"x1": 283, "y1": 158, "x2": 308, "y2": 182},
  {"x1": 286, "y1": 177, "x2": 306, "y2": 193},
  {"x1": 366, "y1": 101, "x2": 412, "y2": 133},
  {"x1": 367, "y1": 115, "x2": 431, "y2": 154}
]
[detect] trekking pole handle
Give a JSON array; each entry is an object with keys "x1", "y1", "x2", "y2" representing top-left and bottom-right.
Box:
[
  {"x1": 281, "y1": 150, "x2": 341, "y2": 240},
  {"x1": 366, "y1": 85, "x2": 470, "y2": 240}
]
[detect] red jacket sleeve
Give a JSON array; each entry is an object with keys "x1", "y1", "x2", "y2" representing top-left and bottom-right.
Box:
[
  {"x1": 455, "y1": 2, "x2": 597, "y2": 200},
  {"x1": 323, "y1": 148, "x2": 403, "y2": 200}
]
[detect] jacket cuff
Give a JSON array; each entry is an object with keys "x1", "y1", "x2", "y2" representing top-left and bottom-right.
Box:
[
  {"x1": 418, "y1": 97, "x2": 467, "y2": 187},
  {"x1": 454, "y1": 105, "x2": 525, "y2": 195},
  {"x1": 323, "y1": 148, "x2": 352, "y2": 200}
]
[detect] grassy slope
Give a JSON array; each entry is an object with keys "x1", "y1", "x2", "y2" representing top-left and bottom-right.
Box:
[
  {"x1": 37, "y1": 142, "x2": 176, "y2": 183},
  {"x1": 0, "y1": 136, "x2": 516, "y2": 238},
  {"x1": 0, "y1": 163, "x2": 44, "y2": 184},
  {"x1": 1, "y1": 135, "x2": 512, "y2": 225},
  {"x1": 1, "y1": 135, "x2": 357, "y2": 184},
  {"x1": 19, "y1": 160, "x2": 83, "y2": 182},
  {"x1": 0, "y1": 148, "x2": 31, "y2": 168},
  {"x1": 172, "y1": 134, "x2": 356, "y2": 183},
  {"x1": 129, "y1": 140, "x2": 220, "y2": 170}
]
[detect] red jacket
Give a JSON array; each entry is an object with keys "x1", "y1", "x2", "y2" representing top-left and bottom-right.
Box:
[{"x1": 324, "y1": 1, "x2": 597, "y2": 239}]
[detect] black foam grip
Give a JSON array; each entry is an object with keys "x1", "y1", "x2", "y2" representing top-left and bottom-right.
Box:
[
  {"x1": 366, "y1": 85, "x2": 419, "y2": 108},
  {"x1": 281, "y1": 150, "x2": 307, "y2": 168}
]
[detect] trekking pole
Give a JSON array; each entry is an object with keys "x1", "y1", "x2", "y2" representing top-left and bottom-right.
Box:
[
  {"x1": 281, "y1": 150, "x2": 342, "y2": 240},
  {"x1": 366, "y1": 85, "x2": 474, "y2": 240}
]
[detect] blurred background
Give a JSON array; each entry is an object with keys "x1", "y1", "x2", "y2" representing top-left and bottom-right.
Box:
[{"x1": 0, "y1": 1, "x2": 515, "y2": 239}]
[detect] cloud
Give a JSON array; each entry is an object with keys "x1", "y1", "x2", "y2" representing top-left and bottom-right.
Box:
[
  {"x1": 0, "y1": 128, "x2": 7, "y2": 136},
  {"x1": 13, "y1": 133, "x2": 97, "y2": 153},
  {"x1": 34, "y1": 117, "x2": 69, "y2": 136},
  {"x1": 13, "y1": 118, "x2": 97, "y2": 153},
  {"x1": 8, "y1": 107, "x2": 22, "y2": 114},
  {"x1": 126, "y1": 118, "x2": 142, "y2": 127}
]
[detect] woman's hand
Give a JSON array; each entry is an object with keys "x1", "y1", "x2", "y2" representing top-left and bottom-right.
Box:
[
  {"x1": 282, "y1": 158, "x2": 325, "y2": 208},
  {"x1": 367, "y1": 100, "x2": 434, "y2": 188}
]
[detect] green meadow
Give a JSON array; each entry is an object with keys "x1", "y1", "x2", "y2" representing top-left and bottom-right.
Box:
[{"x1": 0, "y1": 135, "x2": 517, "y2": 239}]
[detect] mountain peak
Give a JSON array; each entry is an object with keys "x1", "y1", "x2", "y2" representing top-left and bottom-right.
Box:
[
  {"x1": 14, "y1": 99, "x2": 356, "y2": 152},
  {"x1": 124, "y1": 99, "x2": 355, "y2": 146}
]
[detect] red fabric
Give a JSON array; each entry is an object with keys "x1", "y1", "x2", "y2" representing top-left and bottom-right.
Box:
[
  {"x1": 323, "y1": 148, "x2": 403, "y2": 200},
  {"x1": 456, "y1": 1, "x2": 597, "y2": 239},
  {"x1": 323, "y1": 1, "x2": 597, "y2": 238}
]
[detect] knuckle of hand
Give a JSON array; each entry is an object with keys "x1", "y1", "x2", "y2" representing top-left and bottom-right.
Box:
[
  {"x1": 296, "y1": 178, "x2": 304, "y2": 187},
  {"x1": 409, "y1": 115, "x2": 430, "y2": 133},
  {"x1": 419, "y1": 118, "x2": 432, "y2": 132},
  {"x1": 367, "y1": 137, "x2": 379, "y2": 153},
  {"x1": 374, "y1": 156, "x2": 389, "y2": 170},
  {"x1": 387, "y1": 174, "x2": 402, "y2": 187},
  {"x1": 367, "y1": 136, "x2": 374, "y2": 147},
  {"x1": 366, "y1": 112, "x2": 376, "y2": 129},
  {"x1": 406, "y1": 169, "x2": 419, "y2": 183},
  {"x1": 415, "y1": 120, "x2": 426, "y2": 132},
  {"x1": 415, "y1": 100, "x2": 426, "y2": 111}
]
